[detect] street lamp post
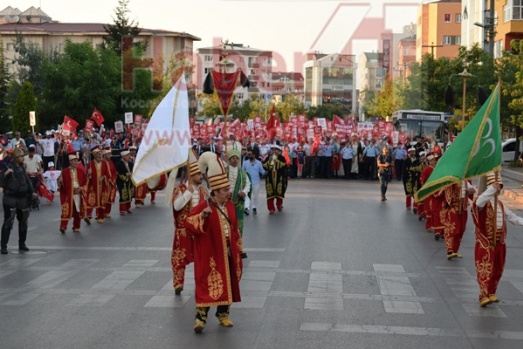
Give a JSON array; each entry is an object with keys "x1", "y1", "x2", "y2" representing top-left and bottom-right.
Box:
[{"x1": 448, "y1": 65, "x2": 479, "y2": 131}]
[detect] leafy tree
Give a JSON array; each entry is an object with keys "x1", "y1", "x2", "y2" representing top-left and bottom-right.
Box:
[
  {"x1": 39, "y1": 41, "x2": 121, "y2": 128},
  {"x1": 197, "y1": 92, "x2": 222, "y2": 120},
  {"x1": 12, "y1": 82, "x2": 35, "y2": 136},
  {"x1": 103, "y1": 0, "x2": 146, "y2": 55},
  {"x1": 276, "y1": 94, "x2": 306, "y2": 121}
]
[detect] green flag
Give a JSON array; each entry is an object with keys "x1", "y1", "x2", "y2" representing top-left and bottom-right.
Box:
[{"x1": 416, "y1": 83, "x2": 501, "y2": 202}]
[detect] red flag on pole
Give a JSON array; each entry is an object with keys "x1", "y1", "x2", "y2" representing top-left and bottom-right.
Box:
[
  {"x1": 90, "y1": 108, "x2": 105, "y2": 126},
  {"x1": 62, "y1": 116, "x2": 79, "y2": 132}
]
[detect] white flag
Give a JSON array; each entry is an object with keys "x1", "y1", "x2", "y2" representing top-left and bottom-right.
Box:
[{"x1": 131, "y1": 75, "x2": 191, "y2": 185}]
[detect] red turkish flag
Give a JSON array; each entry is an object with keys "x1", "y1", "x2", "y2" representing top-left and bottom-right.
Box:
[
  {"x1": 84, "y1": 119, "x2": 95, "y2": 132},
  {"x1": 90, "y1": 108, "x2": 105, "y2": 126},
  {"x1": 62, "y1": 116, "x2": 79, "y2": 132}
]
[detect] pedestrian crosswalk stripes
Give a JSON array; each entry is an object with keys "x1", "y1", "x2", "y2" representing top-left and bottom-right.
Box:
[{"x1": 2, "y1": 258, "x2": 523, "y2": 319}]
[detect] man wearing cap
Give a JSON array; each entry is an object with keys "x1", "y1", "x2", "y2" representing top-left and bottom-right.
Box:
[
  {"x1": 116, "y1": 150, "x2": 134, "y2": 215},
  {"x1": 103, "y1": 148, "x2": 118, "y2": 218},
  {"x1": 170, "y1": 150, "x2": 207, "y2": 295},
  {"x1": 226, "y1": 142, "x2": 251, "y2": 235},
  {"x1": 85, "y1": 146, "x2": 109, "y2": 224},
  {"x1": 0, "y1": 148, "x2": 36, "y2": 254},
  {"x1": 57, "y1": 153, "x2": 88, "y2": 234},
  {"x1": 402, "y1": 147, "x2": 422, "y2": 210},
  {"x1": 185, "y1": 152, "x2": 243, "y2": 333},
  {"x1": 472, "y1": 172, "x2": 523, "y2": 307},
  {"x1": 40, "y1": 131, "x2": 56, "y2": 172},
  {"x1": 263, "y1": 144, "x2": 288, "y2": 214},
  {"x1": 392, "y1": 142, "x2": 407, "y2": 181}
]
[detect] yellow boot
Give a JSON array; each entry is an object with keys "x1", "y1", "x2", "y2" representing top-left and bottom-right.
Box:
[
  {"x1": 217, "y1": 314, "x2": 234, "y2": 327},
  {"x1": 193, "y1": 319, "x2": 205, "y2": 333}
]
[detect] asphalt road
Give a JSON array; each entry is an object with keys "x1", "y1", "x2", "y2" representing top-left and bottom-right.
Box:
[{"x1": 1, "y1": 177, "x2": 523, "y2": 349}]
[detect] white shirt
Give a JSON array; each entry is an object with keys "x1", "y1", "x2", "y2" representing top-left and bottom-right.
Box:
[
  {"x1": 40, "y1": 138, "x2": 56, "y2": 157},
  {"x1": 174, "y1": 185, "x2": 204, "y2": 212},
  {"x1": 24, "y1": 154, "x2": 42, "y2": 173},
  {"x1": 228, "y1": 166, "x2": 251, "y2": 195},
  {"x1": 476, "y1": 186, "x2": 523, "y2": 227}
]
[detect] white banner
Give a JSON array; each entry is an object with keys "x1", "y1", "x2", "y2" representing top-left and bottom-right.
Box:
[
  {"x1": 124, "y1": 112, "x2": 133, "y2": 124},
  {"x1": 131, "y1": 75, "x2": 191, "y2": 185}
]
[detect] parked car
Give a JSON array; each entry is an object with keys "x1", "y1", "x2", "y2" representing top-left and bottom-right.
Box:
[{"x1": 502, "y1": 138, "x2": 523, "y2": 163}]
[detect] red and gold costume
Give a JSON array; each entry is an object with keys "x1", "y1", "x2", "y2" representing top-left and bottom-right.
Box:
[
  {"x1": 472, "y1": 178, "x2": 523, "y2": 306},
  {"x1": 59, "y1": 163, "x2": 88, "y2": 231},
  {"x1": 419, "y1": 164, "x2": 433, "y2": 227},
  {"x1": 442, "y1": 182, "x2": 472, "y2": 258},
  {"x1": 171, "y1": 183, "x2": 207, "y2": 291},
  {"x1": 104, "y1": 154, "x2": 118, "y2": 217},
  {"x1": 86, "y1": 158, "x2": 109, "y2": 221},
  {"x1": 134, "y1": 182, "x2": 148, "y2": 206},
  {"x1": 184, "y1": 151, "x2": 243, "y2": 333},
  {"x1": 185, "y1": 198, "x2": 243, "y2": 307}
]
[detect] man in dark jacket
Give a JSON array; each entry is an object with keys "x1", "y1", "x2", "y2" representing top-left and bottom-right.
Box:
[{"x1": 0, "y1": 147, "x2": 36, "y2": 254}]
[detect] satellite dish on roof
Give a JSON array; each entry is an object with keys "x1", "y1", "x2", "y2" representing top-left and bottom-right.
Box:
[
  {"x1": 13, "y1": 15, "x2": 19, "y2": 23},
  {"x1": 4, "y1": 16, "x2": 9, "y2": 22},
  {"x1": 26, "y1": 15, "x2": 32, "y2": 21}
]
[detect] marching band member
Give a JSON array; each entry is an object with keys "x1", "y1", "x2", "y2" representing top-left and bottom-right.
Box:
[
  {"x1": 103, "y1": 148, "x2": 118, "y2": 218},
  {"x1": 85, "y1": 146, "x2": 109, "y2": 224},
  {"x1": 116, "y1": 150, "x2": 134, "y2": 215},
  {"x1": 58, "y1": 153, "x2": 87, "y2": 233}
]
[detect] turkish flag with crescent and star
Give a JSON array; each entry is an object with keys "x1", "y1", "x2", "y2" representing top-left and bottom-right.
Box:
[
  {"x1": 62, "y1": 116, "x2": 79, "y2": 132},
  {"x1": 90, "y1": 108, "x2": 105, "y2": 126}
]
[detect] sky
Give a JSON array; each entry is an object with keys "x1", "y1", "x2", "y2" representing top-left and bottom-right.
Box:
[{"x1": 8, "y1": 0, "x2": 421, "y2": 72}]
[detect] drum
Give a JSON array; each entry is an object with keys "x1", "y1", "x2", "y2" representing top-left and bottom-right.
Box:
[{"x1": 146, "y1": 173, "x2": 168, "y2": 191}]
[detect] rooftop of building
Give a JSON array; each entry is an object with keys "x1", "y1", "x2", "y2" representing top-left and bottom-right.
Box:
[{"x1": 0, "y1": 6, "x2": 200, "y2": 40}]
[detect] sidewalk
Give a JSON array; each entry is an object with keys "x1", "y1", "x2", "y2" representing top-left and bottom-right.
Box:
[{"x1": 501, "y1": 166, "x2": 523, "y2": 205}]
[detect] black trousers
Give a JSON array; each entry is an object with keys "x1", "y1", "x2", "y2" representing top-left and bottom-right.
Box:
[{"x1": 1, "y1": 197, "x2": 30, "y2": 248}]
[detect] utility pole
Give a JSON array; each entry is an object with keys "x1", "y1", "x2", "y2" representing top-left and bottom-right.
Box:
[{"x1": 422, "y1": 42, "x2": 443, "y2": 57}]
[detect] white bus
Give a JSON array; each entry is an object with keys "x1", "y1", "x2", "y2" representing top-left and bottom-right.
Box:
[{"x1": 391, "y1": 109, "x2": 448, "y2": 144}]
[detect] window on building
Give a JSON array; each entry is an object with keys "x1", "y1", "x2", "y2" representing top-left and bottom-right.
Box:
[
  {"x1": 204, "y1": 68, "x2": 210, "y2": 74},
  {"x1": 456, "y1": 14, "x2": 462, "y2": 23},
  {"x1": 444, "y1": 14, "x2": 451, "y2": 22},
  {"x1": 236, "y1": 93, "x2": 244, "y2": 99},
  {"x1": 204, "y1": 55, "x2": 212, "y2": 62},
  {"x1": 6, "y1": 43, "x2": 14, "y2": 51},
  {"x1": 443, "y1": 36, "x2": 461, "y2": 45},
  {"x1": 515, "y1": 0, "x2": 523, "y2": 19}
]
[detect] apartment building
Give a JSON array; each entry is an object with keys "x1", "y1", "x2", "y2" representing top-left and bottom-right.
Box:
[
  {"x1": 0, "y1": 6, "x2": 201, "y2": 77},
  {"x1": 416, "y1": 0, "x2": 462, "y2": 60},
  {"x1": 303, "y1": 52, "x2": 356, "y2": 114}
]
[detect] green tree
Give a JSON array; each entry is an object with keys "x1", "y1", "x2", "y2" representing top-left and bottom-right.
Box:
[
  {"x1": 197, "y1": 92, "x2": 222, "y2": 120},
  {"x1": 103, "y1": 0, "x2": 146, "y2": 55},
  {"x1": 39, "y1": 40, "x2": 121, "y2": 128},
  {"x1": 12, "y1": 82, "x2": 35, "y2": 136},
  {"x1": 276, "y1": 94, "x2": 306, "y2": 121}
]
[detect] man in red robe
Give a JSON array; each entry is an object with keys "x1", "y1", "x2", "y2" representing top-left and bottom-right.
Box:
[
  {"x1": 58, "y1": 154, "x2": 87, "y2": 233},
  {"x1": 103, "y1": 148, "x2": 118, "y2": 218},
  {"x1": 171, "y1": 151, "x2": 207, "y2": 295},
  {"x1": 419, "y1": 153, "x2": 444, "y2": 240},
  {"x1": 442, "y1": 181, "x2": 475, "y2": 260},
  {"x1": 85, "y1": 147, "x2": 109, "y2": 223},
  {"x1": 472, "y1": 172, "x2": 523, "y2": 307},
  {"x1": 185, "y1": 152, "x2": 243, "y2": 334}
]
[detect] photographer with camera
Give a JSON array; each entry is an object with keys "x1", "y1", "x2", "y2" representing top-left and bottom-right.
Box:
[{"x1": 0, "y1": 148, "x2": 36, "y2": 254}]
